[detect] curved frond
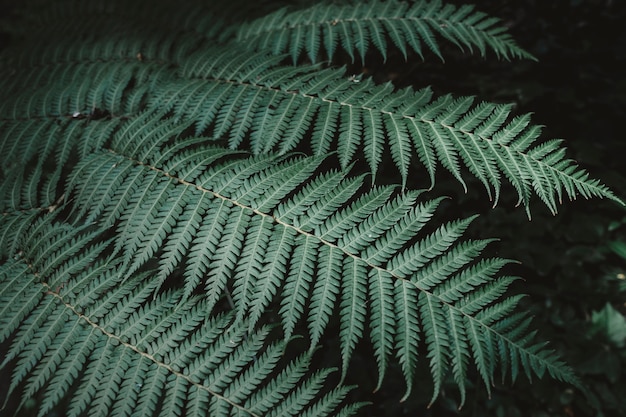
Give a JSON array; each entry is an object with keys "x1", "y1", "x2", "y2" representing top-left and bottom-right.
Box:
[
  {"x1": 0, "y1": 218, "x2": 361, "y2": 417},
  {"x1": 0, "y1": 33, "x2": 173, "y2": 216},
  {"x1": 62, "y1": 117, "x2": 580, "y2": 403},
  {"x1": 236, "y1": 0, "x2": 536, "y2": 63},
  {"x1": 166, "y1": 50, "x2": 621, "y2": 212}
]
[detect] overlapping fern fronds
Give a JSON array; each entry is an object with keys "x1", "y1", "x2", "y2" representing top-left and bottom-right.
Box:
[
  {"x1": 61, "y1": 111, "x2": 579, "y2": 404},
  {"x1": 0, "y1": 0, "x2": 621, "y2": 415},
  {"x1": 0, "y1": 217, "x2": 361, "y2": 417},
  {"x1": 1, "y1": 0, "x2": 619, "y2": 217}
]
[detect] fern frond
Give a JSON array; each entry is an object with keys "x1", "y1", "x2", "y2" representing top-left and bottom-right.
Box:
[
  {"x1": 168, "y1": 49, "x2": 621, "y2": 211},
  {"x1": 0, "y1": 61, "x2": 164, "y2": 119},
  {"x1": 63, "y1": 119, "x2": 580, "y2": 403},
  {"x1": 0, "y1": 39, "x2": 172, "y2": 215},
  {"x1": 0, "y1": 218, "x2": 360, "y2": 417},
  {"x1": 236, "y1": 0, "x2": 535, "y2": 63},
  {"x1": 1, "y1": 1, "x2": 612, "y2": 412}
]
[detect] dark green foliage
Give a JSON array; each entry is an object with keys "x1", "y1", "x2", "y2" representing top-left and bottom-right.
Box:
[
  {"x1": 0, "y1": 0, "x2": 623, "y2": 416},
  {"x1": 0, "y1": 218, "x2": 359, "y2": 417},
  {"x1": 236, "y1": 0, "x2": 536, "y2": 63}
]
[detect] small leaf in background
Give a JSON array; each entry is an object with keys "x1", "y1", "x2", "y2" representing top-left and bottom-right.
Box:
[
  {"x1": 608, "y1": 240, "x2": 626, "y2": 261},
  {"x1": 591, "y1": 303, "x2": 626, "y2": 348}
]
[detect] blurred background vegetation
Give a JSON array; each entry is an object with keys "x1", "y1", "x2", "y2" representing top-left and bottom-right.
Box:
[{"x1": 1, "y1": 0, "x2": 624, "y2": 416}]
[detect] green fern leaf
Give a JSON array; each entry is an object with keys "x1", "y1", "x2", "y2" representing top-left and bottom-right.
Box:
[
  {"x1": 61, "y1": 117, "x2": 580, "y2": 403},
  {"x1": 0, "y1": 218, "x2": 360, "y2": 417},
  {"x1": 236, "y1": 0, "x2": 535, "y2": 63},
  {"x1": 167, "y1": 49, "x2": 621, "y2": 211}
]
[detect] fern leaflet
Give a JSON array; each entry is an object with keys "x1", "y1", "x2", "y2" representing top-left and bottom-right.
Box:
[{"x1": 236, "y1": 0, "x2": 536, "y2": 63}]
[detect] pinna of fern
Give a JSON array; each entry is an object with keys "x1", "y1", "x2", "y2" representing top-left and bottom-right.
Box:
[
  {"x1": 0, "y1": 216, "x2": 363, "y2": 417},
  {"x1": 59, "y1": 110, "x2": 580, "y2": 405},
  {"x1": 236, "y1": 0, "x2": 537, "y2": 63},
  {"x1": 159, "y1": 46, "x2": 621, "y2": 215}
]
